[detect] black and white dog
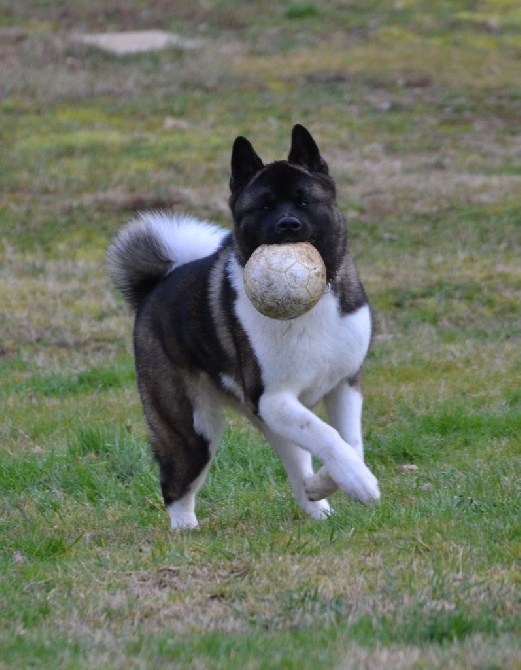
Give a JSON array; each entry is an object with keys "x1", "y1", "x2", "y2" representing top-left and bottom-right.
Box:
[{"x1": 107, "y1": 124, "x2": 380, "y2": 529}]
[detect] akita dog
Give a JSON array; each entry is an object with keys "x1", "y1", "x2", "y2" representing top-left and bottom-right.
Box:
[{"x1": 107, "y1": 124, "x2": 380, "y2": 529}]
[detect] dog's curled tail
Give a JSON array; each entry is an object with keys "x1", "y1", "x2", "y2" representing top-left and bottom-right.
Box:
[{"x1": 106, "y1": 212, "x2": 227, "y2": 310}]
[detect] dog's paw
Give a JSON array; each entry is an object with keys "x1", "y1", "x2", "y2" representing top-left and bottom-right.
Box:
[
  {"x1": 300, "y1": 497, "x2": 332, "y2": 520},
  {"x1": 167, "y1": 506, "x2": 199, "y2": 531},
  {"x1": 170, "y1": 515, "x2": 199, "y2": 531},
  {"x1": 309, "y1": 461, "x2": 380, "y2": 505},
  {"x1": 304, "y1": 468, "x2": 338, "y2": 501},
  {"x1": 341, "y1": 461, "x2": 380, "y2": 505}
]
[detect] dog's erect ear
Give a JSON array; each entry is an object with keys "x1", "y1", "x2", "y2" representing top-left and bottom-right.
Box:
[
  {"x1": 288, "y1": 124, "x2": 329, "y2": 175},
  {"x1": 230, "y1": 136, "x2": 264, "y2": 193}
]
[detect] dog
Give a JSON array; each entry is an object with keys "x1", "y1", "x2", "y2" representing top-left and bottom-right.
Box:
[{"x1": 107, "y1": 124, "x2": 380, "y2": 530}]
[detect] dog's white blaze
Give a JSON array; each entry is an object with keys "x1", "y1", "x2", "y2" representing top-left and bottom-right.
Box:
[{"x1": 136, "y1": 213, "x2": 227, "y2": 270}]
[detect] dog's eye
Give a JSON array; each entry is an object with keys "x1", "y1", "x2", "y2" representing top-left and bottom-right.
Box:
[{"x1": 294, "y1": 190, "x2": 310, "y2": 207}]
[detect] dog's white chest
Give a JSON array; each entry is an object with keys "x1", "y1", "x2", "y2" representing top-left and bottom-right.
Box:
[{"x1": 235, "y1": 280, "x2": 371, "y2": 406}]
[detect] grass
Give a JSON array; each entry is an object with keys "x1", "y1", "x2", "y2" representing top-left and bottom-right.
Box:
[{"x1": 1, "y1": 1, "x2": 520, "y2": 668}]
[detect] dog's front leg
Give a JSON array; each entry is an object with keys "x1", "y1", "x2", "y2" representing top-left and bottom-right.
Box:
[
  {"x1": 260, "y1": 425, "x2": 331, "y2": 519},
  {"x1": 325, "y1": 376, "x2": 365, "y2": 459},
  {"x1": 259, "y1": 392, "x2": 380, "y2": 505},
  {"x1": 305, "y1": 377, "x2": 366, "y2": 501}
]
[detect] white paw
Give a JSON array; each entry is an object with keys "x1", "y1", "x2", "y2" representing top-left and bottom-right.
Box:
[
  {"x1": 340, "y1": 460, "x2": 380, "y2": 504},
  {"x1": 304, "y1": 468, "x2": 339, "y2": 501},
  {"x1": 307, "y1": 461, "x2": 380, "y2": 505},
  {"x1": 170, "y1": 514, "x2": 199, "y2": 530},
  {"x1": 167, "y1": 505, "x2": 199, "y2": 530},
  {"x1": 300, "y1": 496, "x2": 331, "y2": 520}
]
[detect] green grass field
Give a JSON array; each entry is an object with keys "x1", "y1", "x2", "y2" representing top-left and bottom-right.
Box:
[{"x1": 1, "y1": 1, "x2": 520, "y2": 668}]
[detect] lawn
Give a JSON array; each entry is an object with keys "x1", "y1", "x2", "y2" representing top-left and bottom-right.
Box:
[{"x1": 0, "y1": 1, "x2": 520, "y2": 668}]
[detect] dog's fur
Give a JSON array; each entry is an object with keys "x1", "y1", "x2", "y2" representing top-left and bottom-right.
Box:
[{"x1": 107, "y1": 125, "x2": 380, "y2": 529}]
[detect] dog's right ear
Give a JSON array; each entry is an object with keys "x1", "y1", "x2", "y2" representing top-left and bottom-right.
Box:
[{"x1": 230, "y1": 136, "x2": 264, "y2": 193}]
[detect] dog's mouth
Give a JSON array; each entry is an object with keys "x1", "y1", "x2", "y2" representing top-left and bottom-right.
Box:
[
  {"x1": 277, "y1": 236, "x2": 308, "y2": 245},
  {"x1": 263, "y1": 234, "x2": 317, "y2": 247}
]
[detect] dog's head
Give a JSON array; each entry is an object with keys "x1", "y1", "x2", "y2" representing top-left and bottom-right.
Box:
[{"x1": 229, "y1": 124, "x2": 347, "y2": 281}]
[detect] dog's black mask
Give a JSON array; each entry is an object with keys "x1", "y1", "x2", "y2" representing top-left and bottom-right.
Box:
[{"x1": 229, "y1": 125, "x2": 345, "y2": 281}]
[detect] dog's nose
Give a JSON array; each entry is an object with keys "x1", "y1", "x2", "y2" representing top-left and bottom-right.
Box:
[{"x1": 276, "y1": 216, "x2": 302, "y2": 234}]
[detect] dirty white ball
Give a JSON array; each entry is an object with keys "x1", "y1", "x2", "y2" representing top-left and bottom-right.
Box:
[{"x1": 243, "y1": 242, "x2": 327, "y2": 319}]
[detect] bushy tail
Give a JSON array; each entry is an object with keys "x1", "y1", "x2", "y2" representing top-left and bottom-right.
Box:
[{"x1": 106, "y1": 212, "x2": 227, "y2": 310}]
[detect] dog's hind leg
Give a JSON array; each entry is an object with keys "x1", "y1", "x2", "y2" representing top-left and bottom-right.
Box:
[
  {"x1": 141, "y1": 375, "x2": 224, "y2": 530},
  {"x1": 261, "y1": 426, "x2": 331, "y2": 519}
]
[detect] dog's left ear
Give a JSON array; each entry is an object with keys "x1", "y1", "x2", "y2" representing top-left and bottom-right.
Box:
[
  {"x1": 230, "y1": 136, "x2": 264, "y2": 193},
  {"x1": 288, "y1": 124, "x2": 329, "y2": 175}
]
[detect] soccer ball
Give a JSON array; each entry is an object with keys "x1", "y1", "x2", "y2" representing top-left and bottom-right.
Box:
[{"x1": 243, "y1": 242, "x2": 327, "y2": 319}]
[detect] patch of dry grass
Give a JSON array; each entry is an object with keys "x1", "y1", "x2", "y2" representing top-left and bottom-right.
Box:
[{"x1": 334, "y1": 635, "x2": 521, "y2": 670}]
